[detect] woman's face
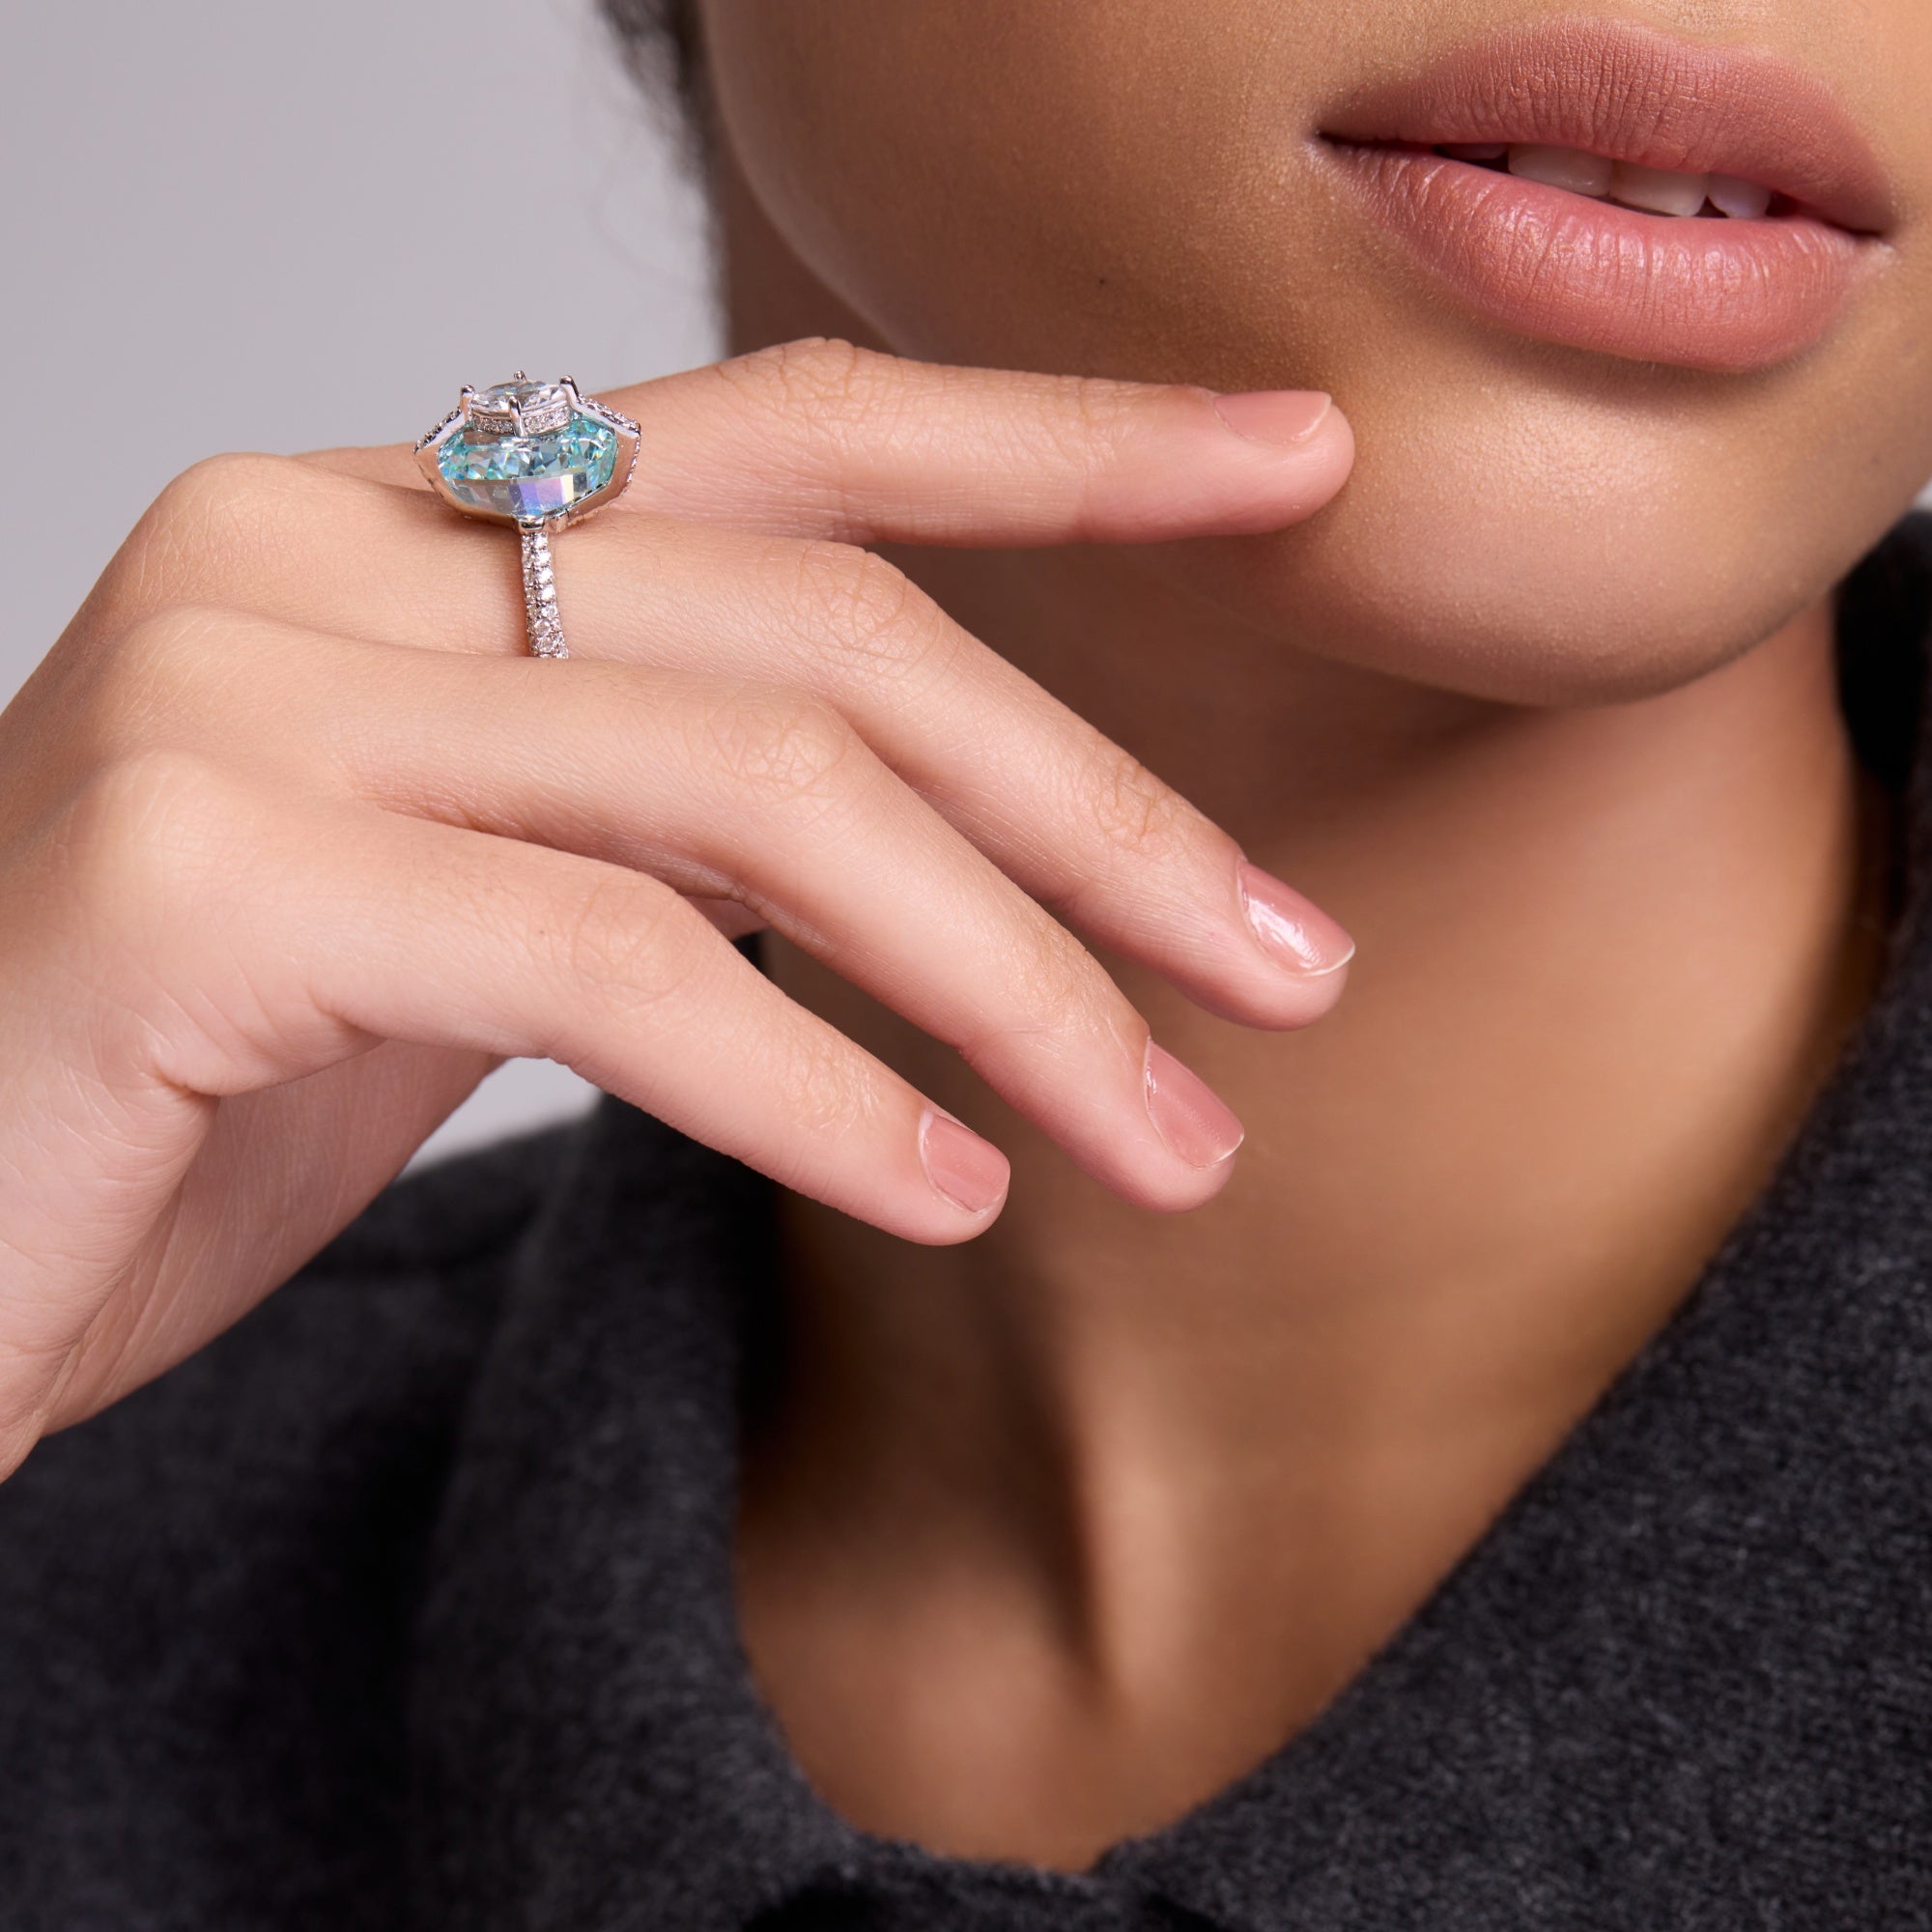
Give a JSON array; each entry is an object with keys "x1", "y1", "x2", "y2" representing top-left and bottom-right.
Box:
[{"x1": 699, "y1": 0, "x2": 1932, "y2": 704}]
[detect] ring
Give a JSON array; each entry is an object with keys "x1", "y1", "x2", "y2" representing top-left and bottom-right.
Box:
[{"x1": 415, "y1": 375, "x2": 640, "y2": 659}]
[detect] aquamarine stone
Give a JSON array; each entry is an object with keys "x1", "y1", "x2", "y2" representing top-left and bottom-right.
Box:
[{"x1": 437, "y1": 412, "x2": 619, "y2": 521}]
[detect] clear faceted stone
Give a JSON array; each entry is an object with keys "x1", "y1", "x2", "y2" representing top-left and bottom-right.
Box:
[{"x1": 437, "y1": 384, "x2": 619, "y2": 520}]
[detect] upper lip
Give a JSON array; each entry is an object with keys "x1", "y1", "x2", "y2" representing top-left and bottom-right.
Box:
[{"x1": 1319, "y1": 16, "x2": 1897, "y2": 238}]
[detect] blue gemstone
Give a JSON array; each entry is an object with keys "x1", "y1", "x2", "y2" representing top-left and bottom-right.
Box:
[{"x1": 437, "y1": 411, "x2": 620, "y2": 520}]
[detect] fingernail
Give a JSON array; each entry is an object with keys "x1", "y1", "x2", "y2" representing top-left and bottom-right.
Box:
[
  {"x1": 920, "y1": 1108, "x2": 1009, "y2": 1215},
  {"x1": 1237, "y1": 861, "x2": 1356, "y2": 976},
  {"x1": 1143, "y1": 1042, "x2": 1245, "y2": 1169},
  {"x1": 1212, "y1": 390, "x2": 1332, "y2": 447}
]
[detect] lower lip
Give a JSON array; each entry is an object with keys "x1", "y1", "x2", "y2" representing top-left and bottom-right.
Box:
[{"x1": 1323, "y1": 143, "x2": 1873, "y2": 373}]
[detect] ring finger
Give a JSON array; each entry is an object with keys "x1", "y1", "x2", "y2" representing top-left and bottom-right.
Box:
[{"x1": 98, "y1": 460, "x2": 1352, "y2": 1036}]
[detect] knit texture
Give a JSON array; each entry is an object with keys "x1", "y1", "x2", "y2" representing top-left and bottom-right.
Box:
[{"x1": 2, "y1": 517, "x2": 1930, "y2": 1930}]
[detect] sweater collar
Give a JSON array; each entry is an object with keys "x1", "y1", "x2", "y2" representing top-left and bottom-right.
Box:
[{"x1": 408, "y1": 518, "x2": 1932, "y2": 1932}]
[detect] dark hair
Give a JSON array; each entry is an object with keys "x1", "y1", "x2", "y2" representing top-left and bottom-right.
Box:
[{"x1": 602, "y1": 0, "x2": 705, "y2": 124}]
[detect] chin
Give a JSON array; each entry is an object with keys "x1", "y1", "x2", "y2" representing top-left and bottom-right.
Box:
[
  {"x1": 1150, "y1": 336, "x2": 1928, "y2": 710},
  {"x1": 1177, "y1": 482, "x2": 1815, "y2": 713}
]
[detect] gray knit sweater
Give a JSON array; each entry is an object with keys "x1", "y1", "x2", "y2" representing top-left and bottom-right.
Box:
[{"x1": 2, "y1": 519, "x2": 1930, "y2": 1931}]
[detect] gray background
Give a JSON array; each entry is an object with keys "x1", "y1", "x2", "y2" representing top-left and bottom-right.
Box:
[
  {"x1": 4, "y1": 0, "x2": 716, "y2": 1164},
  {"x1": 7, "y1": 6, "x2": 1930, "y2": 1164}
]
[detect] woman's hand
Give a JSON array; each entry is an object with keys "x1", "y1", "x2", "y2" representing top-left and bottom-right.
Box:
[{"x1": 0, "y1": 340, "x2": 1354, "y2": 1472}]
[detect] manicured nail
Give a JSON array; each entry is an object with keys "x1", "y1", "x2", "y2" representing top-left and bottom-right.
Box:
[
  {"x1": 1143, "y1": 1042, "x2": 1245, "y2": 1169},
  {"x1": 1237, "y1": 861, "x2": 1356, "y2": 976},
  {"x1": 920, "y1": 1108, "x2": 1009, "y2": 1214},
  {"x1": 1212, "y1": 390, "x2": 1333, "y2": 447}
]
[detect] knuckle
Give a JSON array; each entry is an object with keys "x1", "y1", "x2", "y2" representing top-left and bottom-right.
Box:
[
  {"x1": 92, "y1": 605, "x2": 232, "y2": 723},
  {"x1": 1008, "y1": 921, "x2": 1115, "y2": 1037},
  {"x1": 1003, "y1": 373, "x2": 1161, "y2": 477},
  {"x1": 1082, "y1": 742, "x2": 1191, "y2": 866},
  {"x1": 720, "y1": 336, "x2": 883, "y2": 424},
  {"x1": 1065, "y1": 374, "x2": 1151, "y2": 444},
  {"x1": 769, "y1": 1024, "x2": 879, "y2": 1151},
  {"x1": 554, "y1": 871, "x2": 692, "y2": 1017},
  {"x1": 951, "y1": 912, "x2": 1124, "y2": 1069},
  {"x1": 145, "y1": 449, "x2": 306, "y2": 545},
  {"x1": 63, "y1": 605, "x2": 270, "y2": 775},
  {"x1": 786, "y1": 542, "x2": 941, "y2": 677},
  {"x1": 125, "y1": 451, "x2": 314, "y2": 602},
  {"x1": 696, "y1": 683, "x2": 863, "y2": 809},
  {"x1": 57, "y1": 749, "x2": 242, "y2": 921}
]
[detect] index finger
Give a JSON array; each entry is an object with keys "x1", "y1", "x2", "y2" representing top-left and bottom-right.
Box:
[{"x1": 312, "y1": 338, "x2": 1352, "y2": 548}]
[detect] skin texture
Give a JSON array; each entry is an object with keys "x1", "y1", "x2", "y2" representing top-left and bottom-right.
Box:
[
  {"x1": 0, "y1": 0, "x2": 1928, "y2": 1885},
  {"x1": 696, "y1": 0, "x2": 1932, "y2": 1869}
]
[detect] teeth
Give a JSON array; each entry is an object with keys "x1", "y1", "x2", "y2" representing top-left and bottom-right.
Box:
[
  {"x1": 1508, "y1": 144, "x2": 1613, "y2": 197},
  {"x1": 1463, "y1": 142, "x2": 1773, "y2": 217},
  {"x1": 1461, "y1": 141, "x2": 1770, "y2": 217},
  {"x1": 1707, "y1": 173, "x2": 1773, "y2": 220},
  {"x1": 1609, "y1": 161, "x2": 1712, "y2": 217}
]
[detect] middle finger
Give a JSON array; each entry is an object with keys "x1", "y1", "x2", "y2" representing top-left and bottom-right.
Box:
[{"x1": 119, "y1": 461, "x2": 1353, "y2": 1037}]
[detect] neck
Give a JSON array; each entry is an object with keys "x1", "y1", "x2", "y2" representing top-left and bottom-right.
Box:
[
  {"x1": 742, "y1": 543, "x2": 1883, "y2": 1862},
  {"x1": 723, "y1": 190, "x2": 1889, "y2": 1866}
]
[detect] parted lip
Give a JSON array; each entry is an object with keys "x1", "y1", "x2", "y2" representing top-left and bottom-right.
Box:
[{"x1": 1318, "y1": 16, "x2": 1897, "y2": 239}]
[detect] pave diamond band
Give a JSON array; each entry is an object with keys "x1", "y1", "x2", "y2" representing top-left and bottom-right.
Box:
[
  {"x1": 415, "y1": 374, "x2": 640, "y2": 661},
  {"x1": 520, "y1": 524, "x2": 566, "y2": 660}
]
